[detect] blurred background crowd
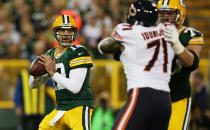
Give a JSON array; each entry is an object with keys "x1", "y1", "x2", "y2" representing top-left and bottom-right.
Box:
[
  {"x1": 0, "y1": 0, "x2": 210, "y2": 130},
  {"x1": 0, "y1": 0, "x2": 127, "y2": 60}
]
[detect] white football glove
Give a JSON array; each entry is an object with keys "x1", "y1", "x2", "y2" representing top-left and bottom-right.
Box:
[{"x1": 163, "y1": 25, "x2": 185, "y2": 55}]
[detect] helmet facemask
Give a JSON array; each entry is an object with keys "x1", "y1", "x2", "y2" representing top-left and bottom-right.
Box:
[
  {"x1": 54, "y1": 27, "x2": 77, "y2": 46},
  {"x1": 158, "y1": 8, "x2": 179, "y2": 25},
  {"x1": 157, "y1": 0, "x2": 186, "y2": 28}
]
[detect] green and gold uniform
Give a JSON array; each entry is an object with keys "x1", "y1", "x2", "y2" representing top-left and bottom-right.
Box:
[
  {"x1": 39, "y1": 45, "x2": 94, "y2": 130},
  {"x1": 168, "y1": 26, "x2": 204, "y2": 130},
  {"x1": 46, "y1": 44, "x2": 94, "y2": 110}
]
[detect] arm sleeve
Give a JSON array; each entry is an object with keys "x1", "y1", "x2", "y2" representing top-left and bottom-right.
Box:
[{"x1": 52, "y1": 68, "x2": 87, "y2": 94}]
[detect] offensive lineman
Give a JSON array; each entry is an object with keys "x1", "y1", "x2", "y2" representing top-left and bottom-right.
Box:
[{"x1": 157, "y1": 0, "x2": 204, "y2": 129}]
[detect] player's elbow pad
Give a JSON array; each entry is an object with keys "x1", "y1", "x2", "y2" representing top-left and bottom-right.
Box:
[{"x1": 185, "y1": 50, "x2": 199, "y2": 71}]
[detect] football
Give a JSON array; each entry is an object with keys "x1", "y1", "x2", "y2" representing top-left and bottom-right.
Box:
[{"x1": 29, "y1": 58, "x2": 47, "y2": 77}]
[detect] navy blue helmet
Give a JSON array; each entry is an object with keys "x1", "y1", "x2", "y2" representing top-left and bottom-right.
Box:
[{"x1": 127, "y1": 0, "x2": 158, "y2": 27}]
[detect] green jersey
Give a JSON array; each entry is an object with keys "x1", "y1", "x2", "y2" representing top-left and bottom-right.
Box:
[
  {"x1": 46, "y1": 45, "x2": 94, "y2": 110},
  {"x1": 169, "y1": 26, "x2": 204, "y2": 102}
]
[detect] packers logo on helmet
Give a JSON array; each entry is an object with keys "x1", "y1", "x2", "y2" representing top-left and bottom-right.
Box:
[
  {"x1": 157, "y1": 0, "x2": 186, "y2": 27},
  {"x1": 52, "y1": 15, "x2": 77, "y2": 46}
]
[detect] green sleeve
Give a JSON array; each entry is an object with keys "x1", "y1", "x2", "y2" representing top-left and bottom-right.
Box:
[{"x1": 69, "y1": 47, "x2": 93, "y2": 70}]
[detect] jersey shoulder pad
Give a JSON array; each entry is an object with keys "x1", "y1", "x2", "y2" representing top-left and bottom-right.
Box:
[
  {"x1": 69, "y1": 45, "x2": 93, "y2": 69},
  {"x1": 112, "y1": 23, "x2": 133, "y2": 41},
  {"x1": 69, "y1": 44, "x2": 85, "y2": 51},
  {"x1": 45, "y1": 48, "x2": 56, "y2": 58},
  {"x1": 179, "y1": 26, "x2": 204, "y2": 45},
  {"x1": 182, "y1": 26, "x2": 203, "y2": 37}
]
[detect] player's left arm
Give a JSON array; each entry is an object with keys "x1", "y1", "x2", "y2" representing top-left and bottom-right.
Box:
[
  {"x1": 178, "y1": 44, "x2": 202, "y2": 67},
  {"x1": 163, "y1": 26, "x2": 203, "y2": 70},
  {"x1": 98, "y1": 24, "x2": 130, "y2": 56},
  {"x1": 98, "y1": 37, "x2": 124, "y2": 55}
]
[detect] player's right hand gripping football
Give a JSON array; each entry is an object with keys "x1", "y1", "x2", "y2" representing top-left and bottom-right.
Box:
[
  {"x1": 163, "y1": 25, "x2": 185, "y2": 55},
  {"x1": 38, "y1": 55, "x2": 56, "y2": 77}
]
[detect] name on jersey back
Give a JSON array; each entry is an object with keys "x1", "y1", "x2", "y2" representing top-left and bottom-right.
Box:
[{"x1": 141, "y1": 29, "x2": 163, "y2": 40}]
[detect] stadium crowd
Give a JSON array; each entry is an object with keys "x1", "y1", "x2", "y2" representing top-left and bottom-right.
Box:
[{"x1": 0, "y1": 0, "x2": 126, "y2": 60}]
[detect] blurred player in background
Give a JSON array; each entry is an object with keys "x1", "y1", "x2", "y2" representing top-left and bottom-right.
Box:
[
  {"x1": 53, "y1": 10, "x2": 82, "y2": 47},
  {"x1": 98, "y1": 0, "x2": 174, "y2": 129},
  {"x1": 29, "y1": 14, "x2": 94, "y2": 130},
  {"x1": 91, "y1": 90, "x2": 115, "y2": 130},
  {"x1": 157, "y1": 0, "x2": 204, "y2": 129},
  {"x1": 14, "y1": 41, "x2": 55, "y2": 130}
]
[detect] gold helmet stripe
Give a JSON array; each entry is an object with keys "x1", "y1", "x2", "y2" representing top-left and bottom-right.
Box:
[
  {"x1": 62, "y1": 15, "x2": 65, "y2": 24},
  {"x1": 67, "y1": 16, "x2": 70, "y2": 23},
  {"x1": 62, "y1": 15, "x2": 70, "y2": 24},
  {"x1": 163, "y1": 0, "x2": 169, "y2": 6}
]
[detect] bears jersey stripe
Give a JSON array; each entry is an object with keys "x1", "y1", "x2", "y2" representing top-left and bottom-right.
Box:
[
  {"x1": 70, "y1": 56, "x2": 92, "y2": 63},
  {"x1": 112, "y1": 30, "x2": 124, "y2": 41},
  {"x1": 116, "y1": 88, "x2": 139, "y2": 130},
  {"x1": 70, "y1": 61, "x2": 93, "y2": 67},
  {"x1": 112, "y1": 33, "x2": 124, "y2": 41}
]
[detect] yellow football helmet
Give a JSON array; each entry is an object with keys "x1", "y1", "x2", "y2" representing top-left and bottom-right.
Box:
[
  {"x1": 52, "y1": 15, "x2": 77, "y2": 46},
  {"x1": 157, "y1": 0, "x2": 186, "y2": 27}
]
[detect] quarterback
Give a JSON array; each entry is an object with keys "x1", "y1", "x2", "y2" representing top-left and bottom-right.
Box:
[
  {"x1": 157, "y1": 0, "x2": 204, "y2": 129},
  {"x1": 29, "y1": 15, "x2": 94, "y2": 130},
  {"x1": 98, "y1": 0, "x2": 174, "y2": 129}
]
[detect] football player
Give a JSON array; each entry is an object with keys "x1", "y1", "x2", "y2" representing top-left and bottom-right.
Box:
[
  {"x1": 29, "y1": 15, "x2": 94, "y2": 130},
  {"x1": 157, "y1": 0, "x2": 204, "y2": 130},
  {"x1": 53, "y1": 10, "x2": 82, "y2": 47},
  {"x1": 98, "y1": 0, "x2": 174, "y2": 129}
]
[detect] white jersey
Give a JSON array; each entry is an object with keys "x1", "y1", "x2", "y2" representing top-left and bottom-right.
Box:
[{"x1": 112, "y1": 23, "x2": 174, "y2": 92}]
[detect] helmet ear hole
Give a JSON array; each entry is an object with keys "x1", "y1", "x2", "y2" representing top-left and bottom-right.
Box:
[
  {"x1": 129, "y1": 5, "x2": 137, "y2": 16},
  {"x1": 126, "y1": 0, "x2": 158, "y2": 26}
]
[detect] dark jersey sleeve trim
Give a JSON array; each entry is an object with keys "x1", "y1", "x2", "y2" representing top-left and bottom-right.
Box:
[{"x1": 183, "y1": 50, "x2": 199, "y2": 72}]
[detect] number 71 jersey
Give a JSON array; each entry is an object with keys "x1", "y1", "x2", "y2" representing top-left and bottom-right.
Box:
[{"x1": 112, "y1": 23, "x2": 174, "y2": 92}]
